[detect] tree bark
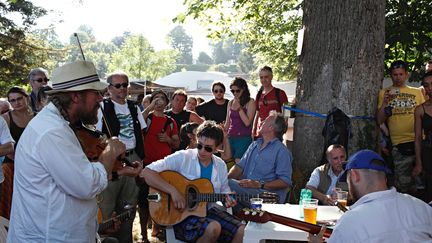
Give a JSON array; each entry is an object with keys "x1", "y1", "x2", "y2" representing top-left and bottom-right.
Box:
[{"x1": 293, "y1": 0, "x2": 385, "y2": 189}]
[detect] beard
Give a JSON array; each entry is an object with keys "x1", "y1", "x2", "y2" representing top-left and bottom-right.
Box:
[
  {"x1": 79, "y1": 103, "x2": 99, "y2": 125},
  {"x1": 348, "y1": 176, "x2": 360, "y2": 203}
]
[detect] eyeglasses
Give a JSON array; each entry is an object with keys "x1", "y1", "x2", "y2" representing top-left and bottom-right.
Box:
[
  {"x1": 9, "y1": 96, "x2": 24, "y2": 103},
  {"x1": 110, "y1": 82, "x2": 129, "y2": 89},
  {"x1": 33, "y1": 78, "x2": 49, "y2": 83},
  {"x1": 197, "y1": 143, "x2": 213, "y2": 153},
  {"x1": 230, "y1": 89, "x2": 241, "y2": 93},
  {"x1": 213, "y1": 89, "x2": 224, "y2": 94}
]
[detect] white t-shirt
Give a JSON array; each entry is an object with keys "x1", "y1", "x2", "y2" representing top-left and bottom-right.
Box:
[
  {"x1": 96, "y1": 100, "x2": 146, "y2": 150},
  {"x1": 0, "y1": 116, "x2": 13, "y2": 183}
]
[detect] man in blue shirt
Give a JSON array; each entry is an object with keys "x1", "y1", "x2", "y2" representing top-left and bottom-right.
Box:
[{"x1": 228, "y1": 111, "x2": 292, "y2": 204}]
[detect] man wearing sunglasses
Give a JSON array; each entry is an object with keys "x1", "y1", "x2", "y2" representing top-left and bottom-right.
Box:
[
  {"x1": 310, "y1": 150, "x2": 432, "y2": 242},
  {"x1": 195, "y1": 81, "x2": 229, "y2": 124},
  {"x1": 228, "y1": 111, "x2": 292, "y2": 204},
  {"x1": 140, "y1": 121, "x2": 245, "y2": 243},
  {"x1": 28, "y1": 67, "x2": 50, "y2": 112},
  {"x1": 376, "y1": 60, "x2": 425, "y2": 194},
  {"x1": 96, "y1": 72, "x2": 147, "y2": 243}
]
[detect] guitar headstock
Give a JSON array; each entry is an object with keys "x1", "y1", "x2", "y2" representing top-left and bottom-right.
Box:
[
  {"x1": 259, "y1": 191, "x2": 279, "y2": 203},
  {"x1": 237, "y1": 208, "x2": 271, "y2": 223}
]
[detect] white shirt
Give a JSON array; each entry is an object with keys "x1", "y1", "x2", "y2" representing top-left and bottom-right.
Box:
[
  {"x1": 96, "y1": 100, "x2": 146, "y2": 150},
  {"x1": 146, "y1": 149, "x2": 231, "y2": 194},
  {"x1": 306, "y1": 165, "x2": 340, "y2": 195},
  {"x1": 7, "y1": 103, "x2": 108, "y2": 243},
  {"x1": 0, "y1": 116, "x2": 13, "y2": 183},
  {"x1": 328, "y1": 188, "x2": 432, "y2": 243}
]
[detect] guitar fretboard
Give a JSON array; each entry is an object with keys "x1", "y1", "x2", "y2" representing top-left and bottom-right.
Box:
[
  {"x1": 195, "y1": 193, "x2": 261, "y2": 202},
  {"x1": 98, "y1": 210, "x2": 134, "y2": 232}
]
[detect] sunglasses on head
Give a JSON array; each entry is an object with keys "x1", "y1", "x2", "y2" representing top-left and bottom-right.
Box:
[
  {"x1": 230, "y1": 89, "x2": 241, "y2": 93},
  {"x1": 33, "y1": 78, "x2": 49, "y2": 83},
  {"x1": 111, "y1": 82, "x2": 129, "y2": 89},
  {"x1": 213, "y1": 89, "x2": 224, "y2": 94},
  {"x1": 197, "y1": 143, "x2": 213, "y2": 153}
]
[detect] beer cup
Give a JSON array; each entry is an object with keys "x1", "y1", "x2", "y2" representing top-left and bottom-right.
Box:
[
  {"x1": 337, "y1": 191, "x2": 348, "y2": 207},
  {"x1": 303, "y1": 199, "x2": 318, "y2": 224}
]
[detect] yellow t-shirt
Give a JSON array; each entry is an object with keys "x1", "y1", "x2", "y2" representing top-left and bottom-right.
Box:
[{"x1": 378, "y1": 85, "x2": 425, "y2": 145}]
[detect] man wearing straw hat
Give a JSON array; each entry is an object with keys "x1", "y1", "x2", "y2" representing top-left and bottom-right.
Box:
[{"x1": 7, "y1": 61, "x2": 141, "y2": 242}]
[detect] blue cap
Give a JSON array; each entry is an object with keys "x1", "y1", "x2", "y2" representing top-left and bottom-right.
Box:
[{"x1": 344, "y1": 150, "x2": 392, "y2": 174}]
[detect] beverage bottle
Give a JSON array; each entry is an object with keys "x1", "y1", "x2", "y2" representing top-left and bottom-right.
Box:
[{"x1": 299, "y1": 188, "x2": 312, "y2": 218}]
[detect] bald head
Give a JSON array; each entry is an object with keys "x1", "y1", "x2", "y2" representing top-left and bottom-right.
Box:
[{"x1": 0, "y1": 99, "x2": 11, "y2": 114}]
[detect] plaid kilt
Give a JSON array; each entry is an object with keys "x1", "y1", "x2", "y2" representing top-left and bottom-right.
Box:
[{"x1": 173, "y1": 207, "x2": 243, "y2": 242}]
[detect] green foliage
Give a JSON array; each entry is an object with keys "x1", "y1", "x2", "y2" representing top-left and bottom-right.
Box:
[
  {"x1": 179, "y1": 0, "x2": 301, "y2": 80},
  {"x1": 385, "y1": 0, "x2": 432, "y2": 81},
  {"x1": 167, "y1": 25, "x2": 193, "y2": 64},
  {"x1": 197, "y1": 51, "x2": 213, "y2": 64},
  {"x1": 108, "y1": 35, "x2": 178, "y2": 81},
  {"x1": 211, "y1": 63, "x2": 239, "y2": 73},
  {"x1": 0, "y1": 0, "x2": 67, "y2": 96},
  {"x1": 175, "y1": 63, "x2": 210, "y2": 72}
]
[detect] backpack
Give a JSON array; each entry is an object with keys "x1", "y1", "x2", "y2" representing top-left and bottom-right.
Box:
[
  {"x1": 320, "y1": 107, "x2": 352, "y2": 165},
  {"x1": 145, "y1": 113, "x2": 174, "y2": 136},
  {"x1": 256, "y1": 86, "x2": 282, "y2": 111}
]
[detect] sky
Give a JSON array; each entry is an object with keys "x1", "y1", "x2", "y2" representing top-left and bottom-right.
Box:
[{"x1": 31, "y1": 0, "x2": 211, "y2": 58}]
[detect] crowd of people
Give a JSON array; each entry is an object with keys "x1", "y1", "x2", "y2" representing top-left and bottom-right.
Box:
[{"x1": 0, "y1": 59, "x2": 430, "y2": 243}]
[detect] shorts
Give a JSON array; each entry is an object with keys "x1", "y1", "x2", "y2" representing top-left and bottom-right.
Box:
[
  {"x1": 229, "y1": 136, "x2": 252, "y2": 159},
  {"x1": 173, "y1": 207, "x2": 243, "y2": 242}
]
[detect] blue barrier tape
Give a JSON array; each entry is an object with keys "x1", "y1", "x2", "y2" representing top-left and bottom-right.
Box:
[{"x1": 282, "y1": 105, "x2": 374, "y2": 120}]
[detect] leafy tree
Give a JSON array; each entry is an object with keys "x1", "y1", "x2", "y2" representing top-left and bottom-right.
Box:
[
  {"x1": 197, "y1": 51, "x2": 213, "y2": 64},
  {"x1": 177, "y1": 0, "x2": 301, "y2": 79},
  {"x1": 109, "y1": 34, "x2": 178, "y2": 81},
  {"x1": 111, "y1": 31, "x2": 132, "y2": 48},
  {"x1": 0, "y1": 0, "x2": 49, "y2": 95},
  {"x1": 212, "y1": 40, "x2": 229, "y2": 64},
  {"x1": 167, "y1": 25, "x2": 193, "y2": 64},
  {"x1": 385, "y1": 0, "x2": 432, "y2": 81}
]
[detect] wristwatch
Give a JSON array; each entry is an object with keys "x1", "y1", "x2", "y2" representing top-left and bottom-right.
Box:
[{"x1": 260, "y1": 181, "x2": 265, "y2": 189}]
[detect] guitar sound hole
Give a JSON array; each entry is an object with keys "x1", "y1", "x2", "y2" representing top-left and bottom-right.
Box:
[{"x1": 187, "y1": 186, "x2": 198, "y2": 209}]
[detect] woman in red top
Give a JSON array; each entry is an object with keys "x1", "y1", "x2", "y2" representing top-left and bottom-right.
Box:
[{"x1": 140, "y1": 90, "x2": 179, "y2": 242}]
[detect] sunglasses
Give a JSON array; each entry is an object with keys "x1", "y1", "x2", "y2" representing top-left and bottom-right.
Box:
[
  {"x1": 111, "y1": 82, "x2": 129, "y2": 89},
  {"x1": 33, "y1": 78, "x2": 49, "y2": 83},
  {"x1": 230, "y1": 89, "x2": 241, "y2": 93},
  {"x1": 213, "y1": 89, "x2": 224, "y2": 94},
  {"x1": 9, "y1": 96, "x2": 24, "y2": 103},
  {"x1": 197, "y1": 143, "x2": 213, "y2": 153}
]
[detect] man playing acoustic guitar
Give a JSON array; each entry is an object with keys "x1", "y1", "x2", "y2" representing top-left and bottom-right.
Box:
[{"x1": 140, "y1": 121, "x2": 245, "y2": 243}]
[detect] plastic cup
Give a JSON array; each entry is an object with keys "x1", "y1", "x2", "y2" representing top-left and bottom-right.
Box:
[
  {"x1": 250, "y1": 198, "x2": 263, "y2": 210},
  {"x1": 331, "y1": 187, "x2": 341, "y2": 200},
  {"x1": 303, "y1": 199, "x2": 318, "y2": 224},
  {"x1": 337, "y1": 191, "x2": 348, "y2": 207}
]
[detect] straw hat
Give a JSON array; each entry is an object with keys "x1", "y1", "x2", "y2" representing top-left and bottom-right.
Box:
[{"x1": 46, "y1": 61, "x2": 108, "y2": 94}]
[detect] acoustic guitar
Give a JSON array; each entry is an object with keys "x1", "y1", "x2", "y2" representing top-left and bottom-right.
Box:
[
  {"x1": 237, "y1": 208, "x2": 334, "y2": 238},
  {"x1": 147, "y1": 170, "x2": 279, "y2": 226}
]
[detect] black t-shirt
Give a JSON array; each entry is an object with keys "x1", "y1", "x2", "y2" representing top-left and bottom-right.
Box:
[
  {"x1": 165, "y1": 109, "x2": 191, "y2": 130},
  {"x1": 195, "y1": 99, "x2": 229, "y2": 124}
]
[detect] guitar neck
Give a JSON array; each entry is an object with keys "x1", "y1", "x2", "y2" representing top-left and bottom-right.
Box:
[
  {"x1": 197, "y1": 193, "x2": 257, "y2": 202},
  {"x1": 268, "y1": 212, "x2": 333, "y2": 238},
  {"x1": 98, "y1": 210, "x2": 133, "y2": 232}
]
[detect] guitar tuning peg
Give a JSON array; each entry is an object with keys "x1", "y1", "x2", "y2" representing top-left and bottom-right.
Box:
[
  {"x1": 244, "y1": 211, "x2": 250, "y2": 215},
  {"x1": 259, "y1": 211, "x2": 264, "y2": 216},
  {"x1": 252, "y1": 211, "x2": 257, "y2": 216}
]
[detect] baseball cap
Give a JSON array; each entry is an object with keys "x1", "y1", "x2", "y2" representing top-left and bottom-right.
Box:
[{"x1": 344, "y1": 149, "x2": 392, "y2": 174}]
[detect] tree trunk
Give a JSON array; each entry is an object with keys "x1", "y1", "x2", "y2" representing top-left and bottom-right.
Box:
[{"x1": 293, "y1": 0, "x2": 386, "y2": 190}]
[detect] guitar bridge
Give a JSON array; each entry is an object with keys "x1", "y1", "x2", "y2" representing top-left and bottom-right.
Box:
[{"x1": 147, "y1": 193, "x2": 161, "y2": 202}]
